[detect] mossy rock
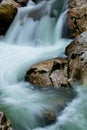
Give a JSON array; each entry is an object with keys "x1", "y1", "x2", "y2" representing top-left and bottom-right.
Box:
[{"x1": 0, "y1": 4, "x2": 17, "y2": 35}]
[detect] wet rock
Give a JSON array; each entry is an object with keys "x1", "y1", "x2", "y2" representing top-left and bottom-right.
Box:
[
  {"x1": 0, "y1": 111, "x2": 12, "y2": 130},
  {"x1": 43, "y1": 111, "x2": 56, "y2": 125},
  {"x1": 69, "y1": 0, "x2": 86, "y2": 8},
  {"x1": 0, "y1": 4, "x2": 17, "y2": 35},
  {"x1": 25, "y1": 58, "x2": 71, "y2": 88},
  {"x1": 14, "y1": 0, "x2": 29, "y2": 6},
  {"x1": 67, "y1": 0, "x2": 87, "y2": 37},
  {"x1": 65, "y1": 31, "x2": 87, "y2": 84},
  {"x1": 1, "y1": 0, "x2": 19, "y2": 7}
]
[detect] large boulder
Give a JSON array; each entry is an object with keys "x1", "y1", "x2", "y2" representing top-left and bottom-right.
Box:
[
  {"x1": 0, "y1": 4, "x2": 17, "y2": 35},
  {"x1": 0, "y1": 111, "x2": 12, "y2": 130},
  {"x1": 67, "y1": 0, "x2": 87, "y2": 37},
  {"x1": 65, "y1": 31, "x2": 87, "y2": 84},
  {"x1": 25, "y1": 58, "x2": 71, "y2": 88}
]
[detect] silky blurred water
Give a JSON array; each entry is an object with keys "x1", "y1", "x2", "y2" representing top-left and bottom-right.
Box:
[{"x1": 0, "y1": 0, "x2": 86, "y2": 130}]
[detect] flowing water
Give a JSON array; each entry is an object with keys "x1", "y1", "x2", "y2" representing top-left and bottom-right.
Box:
[{"x1": 0, "y1": 0, "x2": 87, "y2": 130}]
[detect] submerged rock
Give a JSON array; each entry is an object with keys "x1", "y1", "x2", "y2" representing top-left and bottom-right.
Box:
[
  {"x1": 25, "y1": 58, "x2": 71, "y2": 88},
  {"x1": 0, "y1": 4, "x2": 17, "y2": 35},
  {"x1": 0, "y1": 111, "x2": 12, "y2": 130},
  {"x1": 67, "y1": 0, "x2": 87, "y2": 37},
  {"x1": 43, "y1": 111, "x2": 56, "y2": 125},
  {"x1": 65, "y1": 31, "x2": 87, "y2": 84}
]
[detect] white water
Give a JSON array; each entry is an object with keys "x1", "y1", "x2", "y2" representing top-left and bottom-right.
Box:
[{"x1": 0, "y1": 0, "x2": 86, "y2": 130}]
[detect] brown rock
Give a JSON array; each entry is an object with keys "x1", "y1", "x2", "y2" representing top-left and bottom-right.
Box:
[
  {"x1": 67, "y1": 0, "x2": 87, "y2": 37},
  {"x1": 0, "y1": 4, "x2": 17, "y2": 35},
  {"x1": 0, "y1": 111, "x2": 12, "y2": 130},
  {"x1": 65, "y1": 31, "x2": 87, "y2": 84},
  {"x1": 69, "y1": 0, "x2": 86, "y2": 8},
  {"x1": 25, "y1": 58, "x2": 71, "y2": 88},
  {"x1": 43, "y1": 111, "x2": 56, "y2": 125},
  {"x1": 1, "y1": 0, "x2": 20, "y2": 7}
]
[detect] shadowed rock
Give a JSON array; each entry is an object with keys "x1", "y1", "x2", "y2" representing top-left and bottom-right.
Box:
[{"x1": 0, "y1": 4, "x2": 17, "y2": 35}]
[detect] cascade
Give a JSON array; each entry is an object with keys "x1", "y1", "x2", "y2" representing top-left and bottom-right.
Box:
[{"x1": 0, "y1": 0, "x2": 87, "y2": 130}]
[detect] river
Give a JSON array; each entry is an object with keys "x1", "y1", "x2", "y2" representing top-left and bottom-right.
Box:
[{"x1": 0, "y1": 0, "x2": 87, "y2": 130}]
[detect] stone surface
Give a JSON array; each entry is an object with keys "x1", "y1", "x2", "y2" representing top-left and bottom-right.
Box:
[
  {"x1": 25, "y1": 58, "x2": 71, "y2": 88},
  {"x1": 43, "y1": 111, "x2": 56, "y2": 125},
  {"x1": 14, "y1": 0, "x2": 28, "y2": 6},
  {"x1": 1, "y1": 0, "x2": 19, "y2": 7},
  {"x1": 65, "y1": 31, "x2": 87, "y2": 84},
  {"x1": 0, "y1": 4, "x2": 17, "y2": 35},
  {"x1": 67, "y1": 0, "x2": 87, "y2": 37},
  {"x1": 69, "y1": 0, "x2": 86, "y2": 8},
  {"x1": 0, "y1": 111, "x2": 12, "y2": 130}
]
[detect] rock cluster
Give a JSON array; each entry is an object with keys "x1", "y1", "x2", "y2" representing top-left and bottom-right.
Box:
[{"x1": 25, "y1": 0, "x2": 87, "y2": 88}]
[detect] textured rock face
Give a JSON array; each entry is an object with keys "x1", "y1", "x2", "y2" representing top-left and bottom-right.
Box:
[
  {"x1": 0, "y1": 4, "x2": 17, "y2": 35},
  {"x1": 43, "y1": 111, "x2": 56, "y2": 125},
  {"x1": 67, "y1": 0, "x2": 87, "y2": 37},
  {"x1": 65, "y1": 31, "x2": 87, "y2": 84},
  {"x1": 25, "y1": 58, "x2": 71, "y2": 88},
  {"x1": 1, "y1": 0, "x2": 19, "y2": 7},
  {"x1": 69, "y1": 0, "x2": 86, "y2": 8},
  {"x1": 0, "y1": 111, "x2": 12, "y2": 130}
]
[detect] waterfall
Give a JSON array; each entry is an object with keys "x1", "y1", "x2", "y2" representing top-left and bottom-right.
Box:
[{"x1": 0, "y1": 0, "x2": 86, "y2": 130}]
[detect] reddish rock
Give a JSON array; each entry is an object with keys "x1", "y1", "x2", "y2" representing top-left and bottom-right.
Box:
[
  {"x1": 25, "y1": 58, "x2": 71, "y2": 88},
  {"x1": 65, "y1": 31, "x2": 87, "y2": 84}
]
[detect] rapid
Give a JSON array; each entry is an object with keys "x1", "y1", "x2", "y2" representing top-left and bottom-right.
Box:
[{"x1": 0, "y1": 0, "x2": 87, "y2": 130}]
